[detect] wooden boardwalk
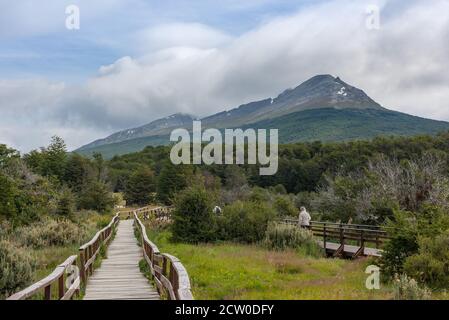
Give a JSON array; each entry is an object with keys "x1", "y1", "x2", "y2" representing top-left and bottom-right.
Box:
[
  {"x1": 320, "y1": 241, "x2": 383, "y2": 257},
  {"x1": 83, "y1": 219, "x2": 159, "y2": 300}
]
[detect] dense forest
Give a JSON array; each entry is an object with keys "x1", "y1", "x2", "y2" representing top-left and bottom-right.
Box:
[{"x1": 2, "y1": 131, "x2": 449, "y2": 297}]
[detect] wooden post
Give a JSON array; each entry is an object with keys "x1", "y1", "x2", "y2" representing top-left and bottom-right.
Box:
[
  {"x1": 361, "y1": 230, "x2": 365, "y2": 251},
  {"x1": 323, "y1": 223, "x2": 327, "y2": 250},
  {"x1": 88, "y1": 246, "x2": 93, "y2": 275},
  {"x1": 340, "y1": 223, "x2": 344, "y2": 246},
  {"x1": 58, "y1": 274, "x2": 65, "y2": 299},
  {"x1": 79, "y1": 249, "x2": 86, "y2": 285},
  {"x1": 44, "y1": 285, "x2": 51, "y2": 300}
]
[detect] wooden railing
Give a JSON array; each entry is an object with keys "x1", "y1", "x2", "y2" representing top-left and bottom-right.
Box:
[
  {"x1": 134, "y1": 211, "x2": 193, "y2": 300},
  {"x1": 7, "y1": 255, "x2": 80, "y2": 300},
  {"x1": 135, "y1": 205, "x2": 173, "y2": 222},
  {"x1": 282, "y1": 218, "x2": 390, "y2": 258},
  {"x1": 79, "y1": 213, "x2": 120, "y2": 284},
  {"x1": 7, "y1": 213, "x2": 120, "y2": 300}
]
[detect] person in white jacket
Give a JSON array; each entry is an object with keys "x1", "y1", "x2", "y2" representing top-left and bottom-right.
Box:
[{"x1": 298, "y1": 206, "x2": 312, "y2": 229}]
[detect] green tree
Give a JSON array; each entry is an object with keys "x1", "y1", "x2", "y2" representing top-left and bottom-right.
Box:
[
  {"x1": 217, "y1": 200, "x2": 277, "y2": 243},
  {"x1": 77, "y1": 181, "x2": 115, "y2": 213},
  {"x1": 157, "y1": 162, "x2": 192, "y2": 204},
  {"x1": 24, "y1": 136, "x2": 67, "y2": 180},
  {"x1": 273, "y1": 195, "x2": 299, "y2": 217},
  {"x1": 93, "y1": 152, "x2": 108, "y2": 182},
  {"x1": 56, "y1": 187, "x2": 76, "y2": 216},
  {"x1": 63, "y1": 154, "x2": 92, "y2": 191},
  {"x1": 124, "y1": 167, "x2": 156, "y2": 206},
  {"x1": 0, "y1": 144, "x2": 20, "y2": 169},
  {"x1": 44, "y1": 136, "x2": 67, "y2": 179},
  {"x1": 171, "y1": 186, "x2": 216, "y2": 243},
  {"x1": 0, "y1": 173, "x2": 17, "y2": 220}
]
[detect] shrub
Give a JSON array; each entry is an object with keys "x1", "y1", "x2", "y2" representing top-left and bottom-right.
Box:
[
  {"x1": 16, "y1": 218, "x2": 90, "y2": 248},
  {"x1": 77, "y1": 181, "x2": 116, "y2": 213},
  {"x1": 0, "y1": 173, "x2": 17, "y2": 220},
  {"x1": 171, "y1": 186, "x2": 216, "y2": 243},
  {"x1": 124, "y1": 167, "x2": 155, "y2": 206},
  {"x1": 0, "y1": 220, "x2": 12, "y2": 239},
  {"x1": 56, "y1": 187, "x2": 76, "y2": 216},
  {"x1": 393, "y1": 274, "x2": 431, "y2": 300},
  {"x1": 403, "y1": 232, "x2": 449, "y2": 288},
  {"x1": 263, "y1": 222, "x2": 323, "y2": 257},
  {"x1": 217, "y1": 200, "x2": 277, "y2": 243},
  {"x1": 274, "y1": 195, "x2": 298, "y2": 217},
  {"x1": 380, "y1": 206, "x2": 449, "y2": 279},
  {"x1": 0, "y1": 240, "x2": 36, "y2": 299},
  {"x1": 157, "y1": 162, "x2": 192, "y2": 204}
]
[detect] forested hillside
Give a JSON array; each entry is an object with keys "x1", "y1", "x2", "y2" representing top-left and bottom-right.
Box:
[{"x1": 3, "y1": 131, "x2": 449, "y2": 298}]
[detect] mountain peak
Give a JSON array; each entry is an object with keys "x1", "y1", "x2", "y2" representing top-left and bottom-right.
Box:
[
  {"x1": 77, "y1": 74, "x2": 386, "y2": 153},
  {"x1": 164, "y1": 112, "x2": 197, "y2": 120},
  {"x1": 272, "y1": 74, "x2": 383, "y2": 111}
]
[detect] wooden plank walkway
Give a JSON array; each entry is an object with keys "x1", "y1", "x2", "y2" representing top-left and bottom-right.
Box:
[
  {"x1": 318, "y1": 241, "x2": 383, "y2": 257},
  {"x1": 83, "y1": 219, "x2": 160, "y2": 300}
]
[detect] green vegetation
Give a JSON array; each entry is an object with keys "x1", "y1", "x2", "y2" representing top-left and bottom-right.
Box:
[
  {"x1": 380, "y1": 205, "x2": 449, "y2": 285},
  {"x1": 156, "y1": 161, "x2": 192, "y2": 204},
  {"x1": 0, "y1": 212, "x2": 111, "y2": 299},
  {"x1": 392, "y1": 274, "x2": 432, "y2": 300},
  {"x1": 263, "y1": 222, "x2": 323, "y2": 257},
  {"x1": 0, "y1": 137, "x2": 117, "y2": 298},
  {"x1": 216, "y1": 200, "x2": 277, "y2": 243},
  {"x1": 76, "y1": 108, "x2": 449, "y2": 158},
  {"x1": 4, "y1": 130, "x2": 449, "y2": 299},
  {"x1": 146, "y1": 229, "x2": 392, "y2": 300},
  {"x1": 171, "y1": 185, "x2": 216, "y2": 243},
  {"x1": 0, "y1": 240, "x2": 36, "y2": 299},
  {"x1": 124, "y1": 167, "x2": 156, "y2": 205}
]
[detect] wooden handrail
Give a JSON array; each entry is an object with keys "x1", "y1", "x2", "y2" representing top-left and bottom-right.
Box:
[
  {"x1": 79, "y1": 213, "x2": 120, "y2": 284},
  {"x1": 283, "y1": 218, "x2": 388, "y2": 230},
  {"x1": 281, "y1": 218, "x2": 390, "y2": 250},
  {"x1": 134, "y1": 210, "x2": 193, "y2": 300},
  {"x1": 7, "y1": 212, "x2": 120, "y2": 300},
  {"x1": 7, "y1": 255, "x2": 79, "y2": 300}
]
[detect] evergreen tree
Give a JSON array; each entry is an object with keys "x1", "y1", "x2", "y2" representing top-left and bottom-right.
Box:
[
  {"x1": 157, "y1": 162, "x2": 192, "y2": 204},
  {"x1": 43, "y1": 136, "x2": 67, "y2": 179},
  {"x1": 77, "y1": 181, "x2": 115, "y2": 213},
  {"x1": 171, "y1": 186, "x2": 216, "y2": 243},
  {"x1": 63, "y1": 154, "x2": 92, "y2": 191},
  {"x1": 56, "y1": 187, "x2": 76, "y2": 216},
  {"x1": 124, "y1": 167, "x2": 155, "y2": 205},
  {"x1": 0, "y1": 173, "x2": 17, "y2": 220}
]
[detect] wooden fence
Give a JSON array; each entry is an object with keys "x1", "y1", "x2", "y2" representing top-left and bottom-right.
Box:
[
  {"x1": 282, "y1": 218, "x2": 390, "y2": 258},
  {"x1": 7, "y1": 213, "x2": 120, "y2": 300},
  {"x1": 135, "y1": 205, "x2": 173, "y2": 222},
  {"x1": 134, "y1": 211, "x2": 193, "y2": 300},
  {"x1": 7, "y1": 255, "x2": 79, "y2": 300},
  {"x1": 79, "y1": 213, "x2": 120, "y2": 284}
]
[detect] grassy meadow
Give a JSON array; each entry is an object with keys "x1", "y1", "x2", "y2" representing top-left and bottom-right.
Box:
[{"x1": 145, "y1": 228, "x2": 394, "y2": 300}]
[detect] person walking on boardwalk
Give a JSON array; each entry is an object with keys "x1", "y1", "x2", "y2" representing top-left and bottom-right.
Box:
[{"x1": 298, "y1": 206, "x2": 312, "y2": 229}]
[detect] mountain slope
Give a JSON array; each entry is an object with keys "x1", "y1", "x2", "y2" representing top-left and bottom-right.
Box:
[
  {"x1": 243, "y1": 108, "x2": 449, "y2": 143},
  {"x1": 75, "y1": 74, "x2": 449, "y2": 158},
  {"x1": 76, "y1": 108, "x2": 449, "y2": 159},
  {"x1": 78, "y1": 113, "x2": 197, "y2": 151},
  {"x1": 202, "y1": 74, "x2": 383, "y2": 128}
]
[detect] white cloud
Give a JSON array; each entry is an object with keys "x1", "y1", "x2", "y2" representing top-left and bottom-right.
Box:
[
  {"x1": 1, "y1": 0, "x2": 449, "y2": 152},
  {"x1": 135, "y1": 23, "x2": 233, "y2": 52}
]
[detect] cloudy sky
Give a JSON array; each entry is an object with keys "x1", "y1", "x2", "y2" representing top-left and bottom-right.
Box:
[{"x1": 0, "y1": 0, "x2": 448, "y2": 152}]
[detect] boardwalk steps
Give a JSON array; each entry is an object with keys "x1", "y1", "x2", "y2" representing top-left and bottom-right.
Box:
[{"x1": 83, "y1": 220, "x2": 159, "y2": 300}]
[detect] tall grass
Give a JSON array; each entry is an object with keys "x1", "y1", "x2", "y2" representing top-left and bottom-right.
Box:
[
  {"x1": 263, "y1": 222, "x2": 324, "y2": 257},
  {"x1": 145, "y1": 227, "x2": 394, "y2": 300}
]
